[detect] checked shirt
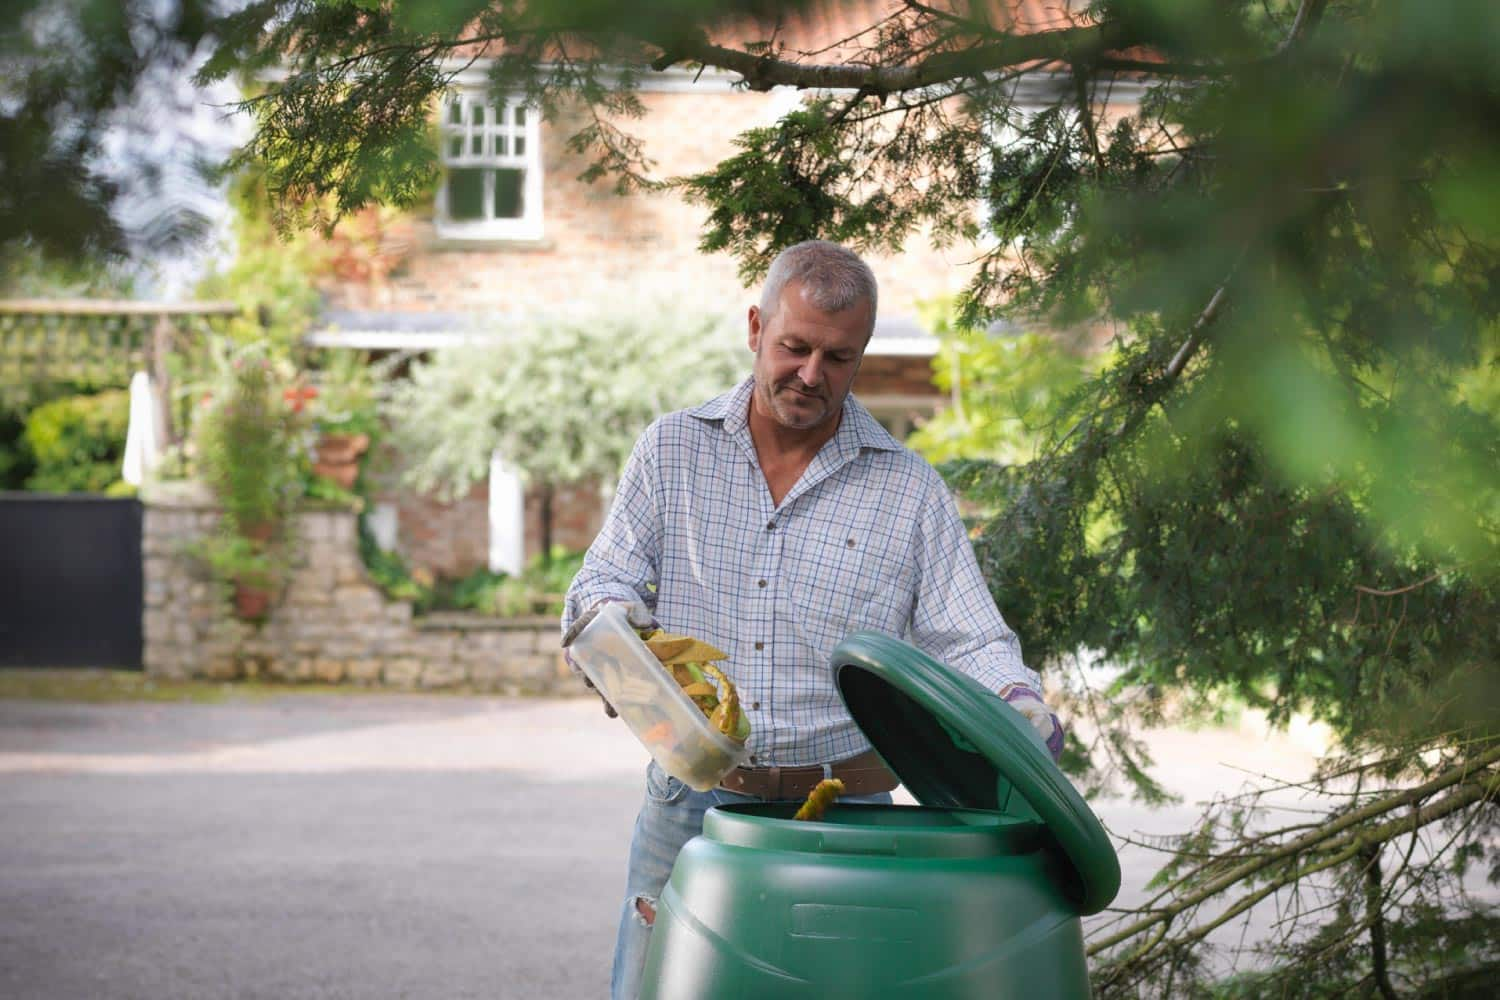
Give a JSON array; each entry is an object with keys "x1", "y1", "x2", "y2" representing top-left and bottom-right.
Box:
[{"x1": 562, "y1": 377, "x2": 1040, "y2": 768}]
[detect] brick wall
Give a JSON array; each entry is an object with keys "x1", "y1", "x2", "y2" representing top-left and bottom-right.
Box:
[
  {"x1": 389, "y1": 480, "x2": 491, "y2": 578},
  {"x1": 526, "y1": 479, "x2": 607, "y2": 560},
  {"x1": 318, "y1": 90, "x2": 987, "y2": 323},
  {"x1": 855, "y1": 355, "x2": 941, "y2": 399},
  {"x1": 378, "y1": 477, "x2": 607, "y2": 579}
]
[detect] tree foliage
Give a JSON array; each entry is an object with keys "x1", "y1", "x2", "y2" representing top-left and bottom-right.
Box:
[
  {"x1": 383, "y1": 300, "x2": 743, "y2": 547},
  {"x1": 1, "y1": 0, "x2": 220, "y2": 268},
  {"x1": 906, "y1": 300, "x2": 1094, "y2": 466}
]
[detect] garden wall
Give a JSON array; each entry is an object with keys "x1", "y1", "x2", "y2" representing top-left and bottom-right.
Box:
[{"x1": 141, "y1": 485, "x2": 574, "y2": 692}]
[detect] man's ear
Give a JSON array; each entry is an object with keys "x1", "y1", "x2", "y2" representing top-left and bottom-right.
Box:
[{"x1": 747, "y1": 304, "x2": 763, "y2": 353}]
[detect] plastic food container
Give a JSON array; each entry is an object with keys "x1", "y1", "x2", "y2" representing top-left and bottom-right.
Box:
[
  {"x1": 569, "y1": 603, "x2": 750, "y2": 791},
  {"x1": 638, "y1": 631, "x2": 1121, "y2": 999}
]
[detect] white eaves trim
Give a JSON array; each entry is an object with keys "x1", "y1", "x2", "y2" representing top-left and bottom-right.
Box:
[
  {"x1": 865, "y1": 336, "x2": 938, "y2": 357},
  {"x1": 303, "y1": 329, "x2": 506, "y2": 350}
]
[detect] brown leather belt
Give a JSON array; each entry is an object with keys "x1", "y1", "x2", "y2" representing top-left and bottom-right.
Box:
[{"x1": 718, "y1": 749, "x2": 898, "y2": 800}]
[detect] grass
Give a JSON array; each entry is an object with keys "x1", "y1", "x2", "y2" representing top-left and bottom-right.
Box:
[{"x1": 0, "y1": 669, "x2": 438, "y2": 704}]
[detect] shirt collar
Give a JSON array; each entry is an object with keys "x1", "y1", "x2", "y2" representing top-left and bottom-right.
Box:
[
  {"x1": 688, "y1": 377, "x2": 904, "y2": 455},
  {"x1": 688, "y1": 376, "x2": 755, "y2": 435}
]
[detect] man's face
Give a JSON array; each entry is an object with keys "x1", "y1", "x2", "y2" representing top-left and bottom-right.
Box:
[{"x1": 748, "y1": 280, "x2": 871, "y2": 432}]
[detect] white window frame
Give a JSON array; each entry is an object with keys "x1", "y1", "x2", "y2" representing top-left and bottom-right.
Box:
[{"x1": 435, "y1": 90, "x2": 544, "y2": 241}]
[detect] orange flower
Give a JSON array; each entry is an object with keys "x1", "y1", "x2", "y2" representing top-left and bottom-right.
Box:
[{"x1": 282, "y1": 384, "x2": 319, "y2": 413}]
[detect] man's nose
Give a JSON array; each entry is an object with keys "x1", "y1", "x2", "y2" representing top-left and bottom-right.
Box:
[{"x1": 799, "y1": 354, "x2": 824, "y2": 387}]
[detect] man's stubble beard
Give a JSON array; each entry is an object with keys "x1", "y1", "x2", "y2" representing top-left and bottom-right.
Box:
[{"x1": 759, "y1": 375, "x2": 832, "y2": 430}]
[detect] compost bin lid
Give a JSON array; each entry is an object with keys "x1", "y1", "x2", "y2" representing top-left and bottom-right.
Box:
[{"x1": 832, "y1": 631, "x2": 1121, "y2": 916}]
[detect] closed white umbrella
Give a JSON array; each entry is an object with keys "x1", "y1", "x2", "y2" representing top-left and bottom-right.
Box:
[{"x1": 121, "y1": 371, "x2": 161, "y2": 486}]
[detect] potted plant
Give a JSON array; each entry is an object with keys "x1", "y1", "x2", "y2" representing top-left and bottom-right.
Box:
[
  {"x1": 194, "y1": 342, "x2": 306, "y2": 619},
  {"x1": 307, "y1": 350, "x2": 380, "y2": 490},
  {"x1": 194, "y1": 530, "x2": 279, "y2": 620}
]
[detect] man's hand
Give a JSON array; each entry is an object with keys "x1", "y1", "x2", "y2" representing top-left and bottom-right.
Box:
[
  {"x1": 562, "y1": 599, "x2": 658, "y2": 647},
  {"x1": 1000, "y1": 685, "x2": 1065, "y2": 762},
  {"x1": 562, "y1": 599, "x2": 658, "y2": 718}
]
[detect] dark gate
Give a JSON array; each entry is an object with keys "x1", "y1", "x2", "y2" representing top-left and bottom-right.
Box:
[{"x1": 0, "y1": 494, "x2": 143, "y2": 668}]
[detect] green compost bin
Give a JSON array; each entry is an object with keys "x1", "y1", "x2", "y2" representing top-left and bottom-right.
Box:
[{"x1": 637, "y1": 632, "x2": 1121, "y2": 999}]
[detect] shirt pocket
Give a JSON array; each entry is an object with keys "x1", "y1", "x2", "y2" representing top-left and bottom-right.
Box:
[{"x1": 789, "y1": 518, "x2": 914, "y2": 647}]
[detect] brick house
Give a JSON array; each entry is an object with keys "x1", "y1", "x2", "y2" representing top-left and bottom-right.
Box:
[{"x1": 302, "y1": 2, "x2": 1143, "y2": 579}]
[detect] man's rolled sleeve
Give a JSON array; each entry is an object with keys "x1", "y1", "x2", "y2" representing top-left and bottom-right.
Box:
[
  {"x1": 561, "y1": 426, "x2": 664, "y2": 639},
  {"x1": 908, "y1": 476, "x2": 1042, "y2": 695}
]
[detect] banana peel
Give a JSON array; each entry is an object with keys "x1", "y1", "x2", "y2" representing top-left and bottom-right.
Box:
[
  {"x1": 703, "y1": 663, "x2": 750, "y2": 744},
  {"x1": 643, "y1": 632, "x2": 728, "y2": 665},
  {"x1": 638, "y1": 628, "x2": 750, "y2": 746},
  {"x1": 793, "y1": 779, "x2": 845, "y2": 822}
]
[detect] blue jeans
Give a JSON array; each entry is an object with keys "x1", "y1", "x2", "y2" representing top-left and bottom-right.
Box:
[{"x1": 610, "y1": 760, "x2": 893, "y2": 1000}]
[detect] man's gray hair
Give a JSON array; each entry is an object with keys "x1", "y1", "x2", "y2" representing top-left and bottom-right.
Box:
[{"x1": 758, "y1": 240, "x2": 878, "y2": 337}]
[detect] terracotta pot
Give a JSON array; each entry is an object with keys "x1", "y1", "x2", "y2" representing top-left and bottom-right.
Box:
[
  {"x1": 233, "y1": 582, "x2": 272, "y2": 620},
  {"x1": 315, "y1": 432, "x2": 371, "y2": 465},
  {"x1": 313, "y1": 432, "x2": 370, "y2": 490}
]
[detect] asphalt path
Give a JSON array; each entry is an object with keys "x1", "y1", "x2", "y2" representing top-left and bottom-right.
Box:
[
  {"x1": 0, "y1": 695, "x2": 649, "y2": 999},
  {"x1": 0, "y1": 691, "x2": 1337, "y2": 999}
]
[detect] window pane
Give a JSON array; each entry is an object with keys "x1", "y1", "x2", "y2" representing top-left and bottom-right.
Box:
[
  {"x1": 514, "y1": 105, "x2": 526, "y2": 126},
  {"x1": 471, "y1": 133, "x2": 483, "y2": 156},
  {"x1": 493, "y1": 168, "x2": 524, "y2": 219},
  {"x1": 471, "y1": 103, "x2": 485, "y2": 126},
  {"x1": 498, "y1": 133, "x2": 510, "y2": 157},
  {"x1": 447, "y1": 168, "x2": 486, "y2": 221},
  {"x1": 514, "y1": 134, "x2": 525, "y2": 156},
  {"x1": 447, "y1": 136, "x2": 463, "y2": 158},
  {"x1": 448, "y1": 101, "x2": 462, "y2": 124}
]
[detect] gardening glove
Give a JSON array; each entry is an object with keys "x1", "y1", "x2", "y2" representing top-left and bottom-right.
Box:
[
  {"x1": 1000, "y1": 685, "x2": 1065, "y2": 763},
  {"x1": 561, "y1": 599, "x2": 658, "y2": 719}
]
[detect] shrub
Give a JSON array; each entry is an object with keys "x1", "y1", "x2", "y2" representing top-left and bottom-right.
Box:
[
  {"x1": 491, "y1": 548, "x2": 585, "y2": 617},
  {"x1": 357, "y1": 518, "x2": 433, "y2": 609},
  {"x1": 444, "y1": 567, "x2": 509, "y2": 613},
  {"x1": 195, "y1": 347, "x2": 305, "y2": 535},
  {"x1": 385, "y1": 299, "x2": 741, "y2": 554},
  {"x1": 0, "y1": 407, "x2": 32, "y2": 489},
  {"x1": 309, "y1": 348, "x2": 382, "y2": 438},
  {"x1": 22, "y1": 390, "x2": 130, "y2": 493},
  {"x1": 191, "y1": 343, "x2": 308, "y2": 608}
]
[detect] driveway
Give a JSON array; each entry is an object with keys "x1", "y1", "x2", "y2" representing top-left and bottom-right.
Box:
[{"x1": 0, "y1": 690, "x2": 1332, "y2": 998}]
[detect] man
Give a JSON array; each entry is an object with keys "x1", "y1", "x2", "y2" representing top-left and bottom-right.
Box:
[{"x1": 561, "y1": 240, "x2": 1063, "y2": 1000}]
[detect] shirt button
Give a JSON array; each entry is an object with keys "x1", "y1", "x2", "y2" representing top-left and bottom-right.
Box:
[
  {"x1": 752, "y1": 702, "x2": 761, "y2": 710},
  {"x1": 766, "y1": 520, "x2": 776, "y2": 531},
  {"x1": 754, "y1": 641, "x2": 764, "y2": 650},
  {"x1": 749, "y1": 755, "x2": 758, "y2": 764},
  {"x1": 757, "y1": 579, "x2": 767, "y2": 588}
]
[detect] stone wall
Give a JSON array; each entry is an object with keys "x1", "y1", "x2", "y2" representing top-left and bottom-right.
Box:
[{"x1": 141, "y1": 486, "x2": 575, "y2": 693}]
